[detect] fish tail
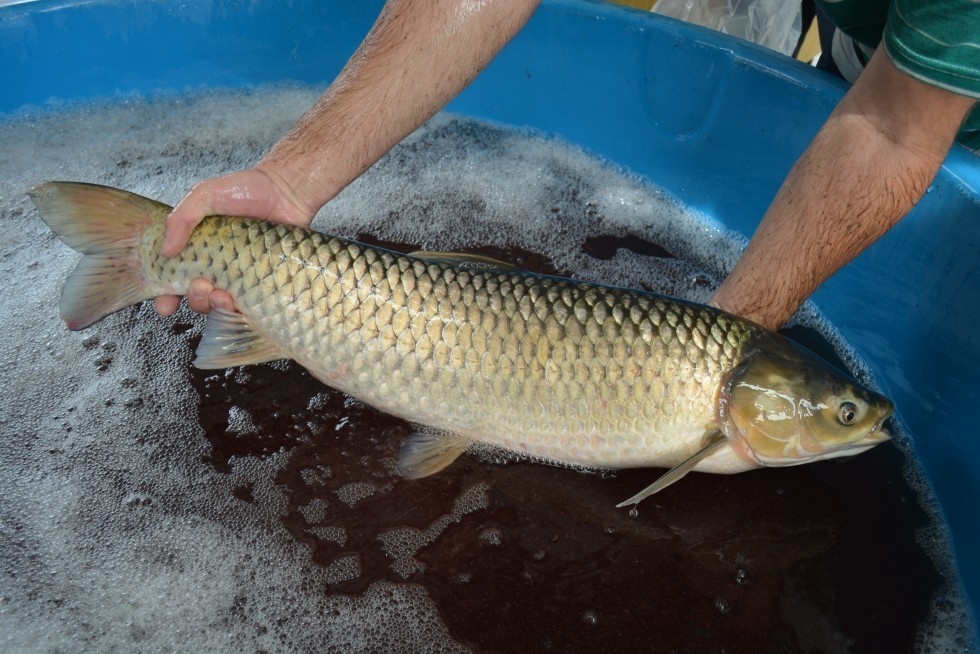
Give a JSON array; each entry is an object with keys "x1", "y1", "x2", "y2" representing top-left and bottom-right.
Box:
[{"x1": 28, "y1": 182, "x2": 170, "y2": 330}]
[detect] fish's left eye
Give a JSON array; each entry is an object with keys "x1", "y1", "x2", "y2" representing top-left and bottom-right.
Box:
[{"x1": 838, "y1": 402, "x2": 858, "y2": 425}]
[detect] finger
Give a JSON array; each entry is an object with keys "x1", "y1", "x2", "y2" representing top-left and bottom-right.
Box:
[
  {"x1": 209, "y1": 289, "x2": 237, "y2": 313},
  {"x1": 161, "y1": 179, "x2": 222, "y2": 257},
  {"x1": 154, "y1": 295, "x2": 181, "y2": 317},
  {"x1": 186, "y1": 278, "x2": 216, "y2": 314}
]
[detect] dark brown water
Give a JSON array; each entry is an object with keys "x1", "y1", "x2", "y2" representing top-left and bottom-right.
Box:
[{"x1": 187, "y1": 238, "x2": 943, "y2": 653}]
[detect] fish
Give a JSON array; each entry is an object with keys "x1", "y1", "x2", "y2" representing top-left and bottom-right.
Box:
[{"x1": 29, "y1": 181, "x2": 893, "y2": 506}]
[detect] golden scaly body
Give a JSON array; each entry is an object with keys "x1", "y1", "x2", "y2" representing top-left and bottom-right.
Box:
[{"x1": 141, "y1": 213, "x2": 757, "y2": 471}]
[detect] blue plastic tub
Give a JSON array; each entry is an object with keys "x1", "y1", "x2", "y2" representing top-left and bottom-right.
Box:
[{"x1": 4, "y1": 0, "x2": 979, "y2": 634}]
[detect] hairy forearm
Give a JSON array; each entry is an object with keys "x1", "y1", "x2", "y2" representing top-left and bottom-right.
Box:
[
  {"x1": 710, "y1": 107, "x2": 937, "y2": 328},
  {"x1": 711, "y1": 49, "x2": 974, "y2": 330},
  {"x1": 259, "y1": 0, "x2": 540, "y2": 215}
]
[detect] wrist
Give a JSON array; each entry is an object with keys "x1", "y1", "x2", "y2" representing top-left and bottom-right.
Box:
[
  {"x1": 709, "y1": 280, "x2": 796, "y2": 332},
  {"x1": 251, "y1": 159, "x2": 325, "y2": 226}
]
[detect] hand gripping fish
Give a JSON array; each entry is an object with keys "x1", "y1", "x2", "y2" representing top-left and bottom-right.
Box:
[{"x1": 30, "y1": 182, "x2": 893, "y2": 507}]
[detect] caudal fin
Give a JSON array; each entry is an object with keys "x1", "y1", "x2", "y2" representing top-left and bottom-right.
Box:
[{"x1": 28, "y1": 182, "x2": 171, "y2": 330}]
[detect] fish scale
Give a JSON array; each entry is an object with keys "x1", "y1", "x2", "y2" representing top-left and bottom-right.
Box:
[{"x1": 30, "y1": 182, "x2": 893, "y2": 502}]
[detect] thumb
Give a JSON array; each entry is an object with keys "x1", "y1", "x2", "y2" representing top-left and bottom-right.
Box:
[
  {"x1": 161, "y1": 169, "x2": 314, "y2": 257},
  {"x1": 161, "y1": 177, "x2": 229, "y2": 257}
]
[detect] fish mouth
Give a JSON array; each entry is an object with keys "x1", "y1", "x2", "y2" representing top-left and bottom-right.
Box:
[
  {"x1": 827, "y1": 419, "x2": 891, "y2": 460},
  {"x1": 862, "y1": 418, "x2": 892, "y2": 445}
]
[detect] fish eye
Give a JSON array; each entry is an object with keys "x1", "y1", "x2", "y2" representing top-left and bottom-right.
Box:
[{"x1": 838, "y1": 401, "x2": 858, "y2": 425}]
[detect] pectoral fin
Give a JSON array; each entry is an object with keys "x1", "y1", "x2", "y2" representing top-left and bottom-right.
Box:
[
  {"x1": 397, "y1": 432, "x2": 467, "y2": 479},
  {"x1": 194, "y1": 307, "x2": 284, "y2": 369},
  {"x1": 616, "y1": 430, "x2": 727, "y2": 508}
]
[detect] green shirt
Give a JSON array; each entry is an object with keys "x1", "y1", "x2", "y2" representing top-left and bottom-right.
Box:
[{"x1": 816, "y1": 0, "x2": 980, "y2": 151}]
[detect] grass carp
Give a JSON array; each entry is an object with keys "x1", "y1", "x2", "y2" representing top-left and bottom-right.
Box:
[{"x1": 29, "y1": 182, "x2": 893, "y2": 506}]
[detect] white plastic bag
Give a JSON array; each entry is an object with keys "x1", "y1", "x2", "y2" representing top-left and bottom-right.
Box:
[{"x1": 651, "y1": 0, "x2": 802, "y2": 57}]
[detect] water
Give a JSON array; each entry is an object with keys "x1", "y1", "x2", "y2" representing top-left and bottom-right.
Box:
[{"x1": 0, "y1": 86, "x2": 974, "y2": 652}]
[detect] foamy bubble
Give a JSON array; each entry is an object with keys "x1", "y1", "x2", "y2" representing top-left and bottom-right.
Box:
[
  {"x1": 478, "y1": 528, "x2": 503, "y2": 546},
  {"x1": 227, "y1": 405, "x2": 258, "y2": 434},
  {"x1": 323, "y1": 554, "x2": 362, "y2": 585},
  {"x1": 298, "y1": 497, "x2": 329, "y2": 523},
  {"x1": 335, "y1": 481, "x2": 380, "y2": 507}
]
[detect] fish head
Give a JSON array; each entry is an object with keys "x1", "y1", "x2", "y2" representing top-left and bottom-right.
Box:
[{"x1": 721, "y1": 339, "x2": 892, "y2": 468}]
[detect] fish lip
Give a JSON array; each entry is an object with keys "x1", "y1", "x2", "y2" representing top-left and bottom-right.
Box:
[
  {"x1": 865, "y1": 422, "x2": 891, "y2": 444},
  {"x1": 866, "y1": 412, "x2": 893, "y2": 444}
]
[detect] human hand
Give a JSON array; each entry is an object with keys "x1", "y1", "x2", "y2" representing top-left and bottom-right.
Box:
[
  {"x1": 154, "y1": 0, "x2": 540, "y2": 318},
  {"x1": 154, "y1": 167, "x2": 314, "y2": 317}
]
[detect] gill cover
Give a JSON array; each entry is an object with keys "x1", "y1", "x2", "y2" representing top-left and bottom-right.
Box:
[{"x1": 724, "y1": 337, "x2": 892, "y2": 467}]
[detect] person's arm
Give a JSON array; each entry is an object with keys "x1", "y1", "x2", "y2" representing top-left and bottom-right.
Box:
[
  {"x1": 710, "y1": 47, "x2": 975, "y2": 331},
  {"x1": 156, "y1": 0, "x2": 540, "y2": 316}
]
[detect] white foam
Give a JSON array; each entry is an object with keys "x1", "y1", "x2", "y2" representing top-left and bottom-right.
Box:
[
  {"x1": 335, "y1": 481, "x2": 380, "y2": 507},
  {"x1": 377, "y1": 483, "x2": 490, "y2": 579},
  {"x1": 0, "y1": 84, "x2": 973, "y2": 651}
]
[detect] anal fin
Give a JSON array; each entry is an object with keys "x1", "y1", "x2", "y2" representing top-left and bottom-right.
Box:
[
  {"x1": 616, "y1": 430, "x2": 727, "y2": 508},
  {"x1": 193, "y1": 307, "x2": 284, "y2": 369}
]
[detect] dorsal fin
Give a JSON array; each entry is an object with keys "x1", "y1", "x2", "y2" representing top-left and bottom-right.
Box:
[{"x1": 409, "y1": 250, "x2": 522, "y2": 272}]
